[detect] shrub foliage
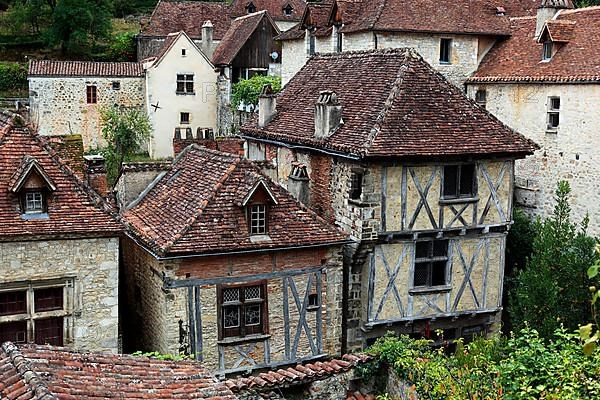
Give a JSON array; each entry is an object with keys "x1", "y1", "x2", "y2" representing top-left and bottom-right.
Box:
[
  {"x1": 231, "y1": 75, "x2": 281, "y2": 109},
  {"x1": 0, "y1": 62, "x2": 27, "y2": 92}
]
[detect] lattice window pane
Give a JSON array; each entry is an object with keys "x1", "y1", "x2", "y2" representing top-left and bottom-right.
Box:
[
  {"x1": 244, "y1": 304, "x2": 261, "y2": 326},
  {"x1": 223, "y1": 305, "x2": 240, "y2": 328},
  {"x1": 34, "y1": 287, "x2": 64, "y2": 312},
  {"x1": 35, "y1": 317, "x2": 63, "y2": 346},
  {"x1": 244, "y1": 286, "x2": 261, "y2": 300},
  {"x1": 0, "y1": 291, "x2": 27, "y2": 316},
  {"x1": 25, "y1": 192, "x2": 43, "y2": 213},
  {"x1": 431, "y1": 261, "x2": 447, "y2": 286},
  {"x1": 433, "y1": 240, "x2": 448, "y2": 257},
  {"x1": 415, "y1": 241, "x2": 431, "y2": 259},
  {"x1": 250, "y1": 204, "x2": 267, "y2": 235},
  {"x1": 223, "y1": 288, "x2": 240, "y2": 304},
  {"x1": 414, "y1": 263, "x2": 429, "y2": 287},
  {"x1": 0, "y1": 321, "x2": 27, "y2": 344}
]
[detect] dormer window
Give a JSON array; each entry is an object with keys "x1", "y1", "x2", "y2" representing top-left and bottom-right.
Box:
[
  {"x1": 542, "y1": 41, "x2": 553, "y2": 61},
  {"x1": 246, "y1": 2, "x2": 256, "y2": 13},
  {"x1": 24, "y1": 191, "x2": 44, "y2": 214},
  {"x1": 283, "y1": 4, "x2": 293, "y2": 16},
  {"x1": 250, "y1": 204, "x2": 267, "y2": 234}
]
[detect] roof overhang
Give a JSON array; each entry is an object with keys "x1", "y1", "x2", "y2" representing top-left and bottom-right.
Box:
[
  {"x1": 8, "y1": 157, "x2": 57, "y2": 193},
  {"x1": 241, "y1": 179, "x2": 279, "y2": 206}
]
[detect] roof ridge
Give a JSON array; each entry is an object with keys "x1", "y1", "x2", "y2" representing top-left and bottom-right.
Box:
[
  {"x1": 561, "y1": 5, "x2": 600, "y2": 14},
  {"x1": 363, "y1": 48, "x2": 413, "y2": 155},
  {"x1": 1, "y1": 342, "x2": 57, "y2": 400},
  {"x1": 234, "y1": 9, "x2": 267, "y2": 21},
  {"x1": 161, "y1": 145, "x2": 242, "y2": 254},
  {"x1": 370, "y1": 0, "x2": 388, "y2": 30}
]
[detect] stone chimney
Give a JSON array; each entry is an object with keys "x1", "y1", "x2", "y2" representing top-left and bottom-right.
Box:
[
  {"x1": 202, "y1": 20, "x2": 214, "y2": 57},
  {"x1": 288, "y1": 163, "x2": 310, "y2": 204},
  {"x1": 314, "y1": 90, "x2": 343, "y2": 140},
  {"x1": 258, "y1": 84, "x2": 277, "y2": 128},
  {"x1": 84, "y1": 155, "x2": 108, "y2": 197},
  {"x1": 536, "y1": 0, "x2": 574, "y2": 38}
]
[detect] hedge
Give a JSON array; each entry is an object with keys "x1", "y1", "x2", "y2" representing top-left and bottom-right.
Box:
[{"x1": 0, "y1": 62, "x2": 28, "y2": 92}]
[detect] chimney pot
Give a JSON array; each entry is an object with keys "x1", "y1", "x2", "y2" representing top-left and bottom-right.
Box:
[
  {"x1": 314, "y1": 90, "x2": 343, "y2": 140},
  {"x1": 258, "y1": 84, "x2": 277, "y2": 128},
  {"x1": 536, "y1": 0, "x2": 574, "y2": 38},
  {"x1": 84, "y1": 154, "x2": 108, "y2": 197},
  {"x1": 202, "y1": 20, "x2": 214, "y2": 57}
]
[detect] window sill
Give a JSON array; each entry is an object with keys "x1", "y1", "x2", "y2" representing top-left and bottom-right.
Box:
[
  {"x1": 439, "y1": 61, "x2": 452, "y2": 65},
  {"x1": 218, "y1": 333, "x2": 271, "y2": 346},
  {"x1": 409, "y1": 285, "x2": 452, "y2": 295},
  {"x1": 438, "y1": 197, "x2": 478, "y2": 205},
  {"x1": 545, "y1": 129, "x2": 558, "y2": 134},
  {"x1": 21, "y1": 212, "x2": 49, "y2": 220},
  {"x1": 250, "y1": 234, "x2": 271, "y2": 243},
  {"x1": 175, "y1": 92, "x2": 196, "y2": 96}
]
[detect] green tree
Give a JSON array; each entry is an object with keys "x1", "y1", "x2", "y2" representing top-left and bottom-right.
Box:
[
  {"x1": 509, "y1": 181, "x2": 597, "y2": 338},
  {"x1": 231, "y1": 75, "x2": 282, "y2": 109},
  {"x1": 47, "y1": 0, "x2": 112, "y2": 55},
  {"x1": 0, "y1": 0, "x2": 52, "y2": 35},
  {"x1": 575, "y1": 0, "x2": 600, "y2": 7},
  {"x1": 99, "y1": 107, "x2": 151, "y2": 185}
]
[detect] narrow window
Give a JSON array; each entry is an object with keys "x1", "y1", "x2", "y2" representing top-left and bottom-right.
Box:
[
  {"x1": 250, "y1": 204, "x2": 267, "y2": 235},
  {"x1": 542, "y1": 41, "x2": 553, "y2": 61},
  {"x1": 414, "y1": 240, "x2": 449, "y2": 288},
  {"x1": 475, "y1": 89, "x2": 487, "y2": 109},
  {"x1": 176, "y1": 74, "x2": 194, "y2": 94},
  {"x1": 180, "y1": 112, "x2": 190, "y2": 124},
  {"x1": 181, "y1": 48, "x2": 186, "y2": 56},
  {"x1": 86, "y1": 85, "x2": 97, "y2": 104},
  {"x1": 308, "y1": 293, "x2": 319, "y2": 309},
  {"x1": 443, "y1": 164, "x2": 476, "y2": 200},
  {"x1": 23, "y1": 191, "x2": 44, "y2": 214},
  {"x1": 440, "y1": 38, "x2": 452, "y2": 63},
  {"x1": 309, "y1": 34, "x2": 316, "y2": 56},
  {"x1": 283, "y1": 4, "x2": 293, "y2": 16},
  {"x1": 336, "y1": 31, "x2": 343, "y2": 52},
  {"x1": 547, "y1": 96, "x2": 560, "y2": 130},
  {"x1": 0, "y1": 291, "x2": 27, "y2": 316},
  {"x1": 112, "y1": 81, "x2": 120, "y2": 90},
  {"x1": 219, "y1": 283, "x2": 267, "y2": 339},
  {"x1": 349, "y1": 171, "x2": 363, "y2": 200}
]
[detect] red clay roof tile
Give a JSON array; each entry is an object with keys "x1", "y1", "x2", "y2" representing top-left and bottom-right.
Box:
[
  {"x1": 230, "y1": 0, "x2": 306, "y2": 22},
  {"x1": 469, "y1": 7, "x2": 600, "y2": 83},
  {"x1": 28, "y1": 60, "x2": 143, "y2": 77},
  {"x1": 241, "y1": 48, "x2": 538, "y2": 160}
]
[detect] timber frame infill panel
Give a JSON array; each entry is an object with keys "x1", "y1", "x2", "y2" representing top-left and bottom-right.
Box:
[
  {"x1": 380, "y1": 160, "x2": 514, "y2": 234},
  {"x1": 365, "y1": 233, "x2": 506, "y2": 327}
]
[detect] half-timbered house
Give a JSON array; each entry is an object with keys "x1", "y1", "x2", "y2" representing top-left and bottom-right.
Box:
[
  {"x1": 240, "y1": 49, "x2": 538, "y2": 350},
  {"x1": 120, "y1": 144, "x2": 347, "y2": 374}
]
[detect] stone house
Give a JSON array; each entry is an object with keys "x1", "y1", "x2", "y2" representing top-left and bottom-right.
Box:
[
  {"x1": 0, "y1": 111, "x2": 122, "y2": 353},
  {"x1": 277, "y1": 0, "x2": 540, "y2": 85},
  {"x1": 143, "y1": 31, "x2": 219, "y2": 158},
  {"x1": 119, "y1": 144, "x2": 348, "y2": 374},
  {"x1": 138, "y1": 0, "x2": 305, "y2": 61},
  {"x1": 240, "y1": 49, "x2": 538, "y2": 350},
  {"x1": 28, "y1": 61, "x2": 145, "y2": 150},
  {"x1": 465, "y1": 2, "x2": 600, "y2": 233}
]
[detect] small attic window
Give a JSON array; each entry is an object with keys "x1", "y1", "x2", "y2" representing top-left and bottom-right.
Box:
[
  {"x1": 475, "y1": 89, "x2": 487, "y2": 108},
  {"x1": 283, "y1": 4, "x2": 294, "y2": 16},
  {"x1": 181, "y1": 48, "x2": 187, "y2": 57},
  {"x1": 23, "y1": 191, "x2": 44, "y2": 214},
  {"x1": 246, "y1": 2, "x2": 256, "y2": 13},
  {"x1": 542, "y1": 41, "x2": 553, "y2": 61},
  {"x1": 250, "y1": 204, "x2": 267, "y2": 235}
]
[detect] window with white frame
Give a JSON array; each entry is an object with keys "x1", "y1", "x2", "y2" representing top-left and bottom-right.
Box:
[
  {"x1": 542, "y1": 41, "x2": 553, "y2": 61},
  {"x1": 176, "y1": 74, "x2": 194, "y2": 94},
  {"x1": 249, "y1": 204, "x2": 267, "y2": 235},
  {"x1": 23, "y1": 191, "x2": 44, "y2": 214},
  {"x1": 547, "y1": 96, "x2": 560, "y2": 130},
  {"x1": 0, "y1": 280, "x2": 72, "y2": 346}
]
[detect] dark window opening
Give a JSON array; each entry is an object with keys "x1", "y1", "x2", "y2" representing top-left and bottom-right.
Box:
[
  {"x1": 0, "y1": 321, "x2": 27, "y2": 344},
  {"x1": 86, "y1": 85, "x2": 97, "y2": 104},
  {"x1": 219, "y1": 283, "x2": 267, "y2": 339},
  {"x1": 336, "y1": 31, "x2": 343, "y2": 52},
  {"x1": 181, "y1": 48, "x2": 186, "y2": 56},
  {"x1": 443, "y1": 164, "x2": 476, "y2": 200},
  {"x1": 250, "y1": 204, "x2": 267, "y2": 235},
  {"x1": 246, "y1": 2, "x2": 256, "y2": 13},
  {"x1": 176, "y1": 74, "x2": 194, "y2": 94},
  {"x1": 349, "y1": 171, "x2": 363, "y2": 200},
  {"x1": 307, "y1": 293, "x2": 319, "y2": 309},
  {"x1": 0, "y1": 291, "x2": 27, "y2": 316},
  {"x1": 542, "y1": 41, "x2": 553, "y2": 61},
  {"x1": 35, "y1": 317, "x2": 63, "y2": 346},
  {"x1": 180, "y1": 112, "x2": 190, "y2": 124},
  {"x1": 309, "y1": 34, "x2": 316, "y2": 56},
  {"x1": 475, "y1": 89, "x2": 486, "y2": 108},
  {"x1": 414, "y1": 240, "x2": 448, "y2": 288},
  {"x1": 34, "y1": 287, "x2": 63, "y2": 312},
  {"x1": 440, "y1": 38, "x2": 452, "y2": 63},
  {"x1": 112, "y1": 81, "x2": 120, "y2": 90},
  {"x1": 283, "y1": 4, "x2": 293, "y2": 15},
  {"x1": 547, "y1": 96, "x2": 560, "y2": 130}
]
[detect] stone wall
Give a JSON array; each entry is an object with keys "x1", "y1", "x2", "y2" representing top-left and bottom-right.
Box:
[
  {"x1": 0, "y1": 237, "x2": 119, "y2": 353},
  {"x1": 114, "y1": 162, "x2": 171, "y2": 209},
  {"x1": 29, "y1": 76, "x2": 145, "y2": 150},
  {"x1": 466, "y1": 83, "x2": 600, "y2": 234}
]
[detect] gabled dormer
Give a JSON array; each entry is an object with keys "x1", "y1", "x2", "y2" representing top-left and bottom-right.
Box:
[
  {"x1": 241, "y1": 179, "x2": 278, "y2": 238},
  {"x1": 283, "y1": 3, "x2": 294, "y2": 17},
  {"x1": 246, "y1": 1, "x2": 257, "y2": 14},
  {"x1": 8, "y1": 156, "x2": 56, "y2": 218},
  {"x1": 537, "y1": 20, "x2": 575, "y2": 62}
]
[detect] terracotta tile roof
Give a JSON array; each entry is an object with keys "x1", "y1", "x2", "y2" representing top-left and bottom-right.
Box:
[
  {"x1": 330, "y1": 0, "x2": 539, "y2": 36},
  {"x1": 140, "y1": 0, "x2": 234, "y2": 40},
  {"x1": 230, "y1": 0, "x2": 306, "y2": 22},
  {"x1": 0, "y1": 125, "x2": 122, "y2": 240},
  {"x1": 224, "y1": 353, "x2": 370, "y2": 393},
  {"x1": 213, "y1": 11, "x2": 279, "y2": 66},
  {"x1": 28, "y1": 60, "x2": 143, "y2": 77},
  {"x1": 123, "y1": 145, "x2": 347, "y2": 257},
  {"x1": 544, "y1": 19, "x2": 577, "y2": 42},
  {"x1": 241, "y1": 48, "x2": 538, "y2": 160},
  {"x1": 469, "y1": 8, "x2": 600, "y2": 83},
  {"x1": 0, "y1": 342, "x2": 238, "y2": 400}
]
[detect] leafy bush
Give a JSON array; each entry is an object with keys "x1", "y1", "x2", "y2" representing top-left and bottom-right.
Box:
[
  {"x1": 362, "y1": 327, "x2": 600, "y2": 399},
  {"x1": 106, "y1": 32, "x2": 136, "y2": 61},
  {"x1": 509, "y1": 181, "x2": 597, "y2": 338},
  {"x1": 231, "y1": 75, "x2": 281, "y2": 109},
  {"x1": 0, "y1": 62, "x2": 27, "y2": 92}
]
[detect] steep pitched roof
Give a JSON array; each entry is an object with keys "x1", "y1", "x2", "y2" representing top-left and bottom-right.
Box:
[
  {"x1": 0, "y1": 342, "x2": 238, "y2": 400},
  {"x1": 332, "y1": 0, "x2": 539, "y2": 36},
  {"x1": 230, "y1": 0, "x2": 306, "y2": 22},
  {"x1": 469, "y1": 7, "x2": 600, "y2": 83},
  {"x1": 28, "y1": 60, "x2": 143, "y2": 77},
  {"x1": 241, "y1": 48, "x2": 538, "y2": 160},
  {"x1": 123, "y1": 145, "x2": 346, "y2": 257},
  {"x1": 147, "y1": 31, "x2": 214, "y2": 67},
  {"x1": 140, "y1": 0, "x2": 233, "y2": 40},
  {"x1": 212, "y1": 11, "x2": 280, "y2": 66},
  {"x1": 0, "y1": 124, "x2": 122, "y2": 240}
]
